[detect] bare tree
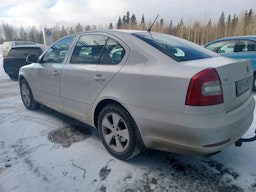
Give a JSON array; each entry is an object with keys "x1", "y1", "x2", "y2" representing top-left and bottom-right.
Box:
[
  {"x1": 2, "y1": 23, "x2": 16, "y2": 41},
  {"x1": 19, "y1": 26, "x2": 27, "y2": 40},
  {"x1": 75, "y1": 23, "x2": 83, "y2": 32}
]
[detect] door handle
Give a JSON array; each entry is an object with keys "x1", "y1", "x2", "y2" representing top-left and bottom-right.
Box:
[
  {"x1": 52, "y1": 70, "x2": 59, "y2": 76},
  {"x1": 94, "y1": 74, "x2": 106, "y2": 82}
]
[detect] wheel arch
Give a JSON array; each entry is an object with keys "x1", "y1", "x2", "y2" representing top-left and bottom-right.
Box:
[
  {"x1": 93, "y1": 99, "x2": 125, "y2": 128},
  {"x1": 19, "y1": 75, "x2": 28, "y2": 86},
  {"x1": 93, "y1": 98, "x2": 147, "y2": 158},
  {"x1": 19, "y1": 75, "x2": 40, "y2": 110},
  {"x1": 93, "y1": 99, "x2": 144, "y2": 141},
  {"x1": 19, "y1": 75, "x2": 32, "y2": 92}
]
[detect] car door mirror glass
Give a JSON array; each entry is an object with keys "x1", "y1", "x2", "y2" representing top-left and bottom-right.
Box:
[{"x1": 26, "y1": 54, "x2": 39, "y2": 63}]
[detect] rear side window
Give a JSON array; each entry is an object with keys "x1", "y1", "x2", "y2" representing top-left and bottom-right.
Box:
[
  {"x1": 7, "y1": 48, "x2": 42, "y2": 57},
  {"x1": 133, "y1": 32, "x2": 218, "y2": 62}
]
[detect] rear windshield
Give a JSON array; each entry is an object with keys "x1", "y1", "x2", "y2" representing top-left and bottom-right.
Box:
[
  {"x1": 133, "y1": 32, "x2": 218, "y2": 62},
  {"x1": 7, "y1": 47, "x2": 42, "y2": 57}
]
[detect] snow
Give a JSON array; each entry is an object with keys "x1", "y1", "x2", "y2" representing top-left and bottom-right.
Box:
[{"x1": 1, "y1": 44, "x2": 256, "y2": 192}]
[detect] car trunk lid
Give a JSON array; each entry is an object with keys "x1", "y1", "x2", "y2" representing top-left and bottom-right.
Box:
[
  {"x1": 215, "y1": 59, "x2": 253, "y2": 112},
  {"x1": 184, "y1": 56, "x2": 253, "y2": 112}
]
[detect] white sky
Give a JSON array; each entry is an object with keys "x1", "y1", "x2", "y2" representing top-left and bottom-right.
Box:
[{"x1": 0, "y1": 0, "x2": 255, "y2": 28}]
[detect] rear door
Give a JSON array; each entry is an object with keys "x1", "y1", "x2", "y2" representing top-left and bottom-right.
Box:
[{"x1": 60, "y1": 34, "x2": 126, "y2": 120}]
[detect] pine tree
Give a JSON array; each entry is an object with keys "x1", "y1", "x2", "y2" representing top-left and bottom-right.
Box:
[
  {"x1": 108, "y1": 23, "x2": 114, "y2": 29},
  {"x1": 226, "y1": 14, "x2": 232, "y2": 37},
  {"x1": 244, "y1": 9, "x2": 253, "y2": 34},
  {"x1": 218, "y1": 12, "x2": 226, "y2": 37},
  {"x1": 117, "y1": 17, "x2": 122, "y2": 29},
  {"x1": 131, "y1": 14, "x2": 138, "y2": 29},
  {"x1": 231, "y1": 14, "x2": 239, "y2": 35},
  {"x1": 125, "y1": 11, "x2": 130, "y2": 25},
  {"x1": 140, "y1": 14, "x2": 146, "y2": 30}
]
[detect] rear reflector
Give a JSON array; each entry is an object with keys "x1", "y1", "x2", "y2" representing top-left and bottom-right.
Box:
[
  {"x1": 203, "y1": 138, "x2": 231, "y2": 148},
  {"x1": 186, "y1": 68, "x2": 224, "y2": 106}
]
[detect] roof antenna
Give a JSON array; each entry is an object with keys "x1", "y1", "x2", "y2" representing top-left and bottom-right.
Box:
[{"x1": 147, "y1": 14, "x2": 159, "y2": 32}]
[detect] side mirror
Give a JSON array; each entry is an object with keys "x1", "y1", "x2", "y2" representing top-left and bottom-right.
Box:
[{"x1": 26, "y1": 54, "x2": 39, "y2": 63}]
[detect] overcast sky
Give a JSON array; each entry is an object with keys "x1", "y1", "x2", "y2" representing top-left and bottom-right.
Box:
[{"x1": 0, "y1": 0, "x2": 255, "y2": 28}]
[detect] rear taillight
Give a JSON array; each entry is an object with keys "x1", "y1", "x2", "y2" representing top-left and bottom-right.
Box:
[{"x1": 186, "y1": 68, "x2": 223, "y2": 106}]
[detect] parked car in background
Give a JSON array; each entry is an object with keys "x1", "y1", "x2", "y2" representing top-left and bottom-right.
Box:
[
  {"x1": 2, "y1": 41, "x2": 37, "y2": 57},
  {"x1": 3, "y1": 45, "x2": 43, "y2": 79},
  {"x1": 204, "y1": 36, "x2": 256, "y2": 90},
  {"x1": 19, "y1": 30, "x2": 254, "y2": 160}
]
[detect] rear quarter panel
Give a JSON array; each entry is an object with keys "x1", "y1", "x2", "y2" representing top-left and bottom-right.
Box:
[{"x1": 95, "y1": 41, "x2": 202, "y2": 115}]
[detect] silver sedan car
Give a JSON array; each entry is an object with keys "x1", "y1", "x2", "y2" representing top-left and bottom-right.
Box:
[{"x1": 19, "y1": 30, "x2": 255, "y2": 160}]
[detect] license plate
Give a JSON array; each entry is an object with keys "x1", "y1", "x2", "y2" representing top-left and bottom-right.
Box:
[{"x1": 236, "y1": 77, "x2": 252, "y2": 97}]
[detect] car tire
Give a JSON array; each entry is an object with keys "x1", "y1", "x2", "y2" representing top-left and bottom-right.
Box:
[
  {"x1": 253, "y1": 74, "x2": 256, "y2": 92},
  {"x1": 20, "y1": 79, "x2": 39, "y2": 110},
  {"x1": 97, "y1": 104, "x2": 144, "y2": 160}
]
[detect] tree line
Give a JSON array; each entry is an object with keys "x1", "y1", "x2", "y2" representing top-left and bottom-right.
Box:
[{"x1": 0, "y1": 9, "x2": 255, "y2": 45}]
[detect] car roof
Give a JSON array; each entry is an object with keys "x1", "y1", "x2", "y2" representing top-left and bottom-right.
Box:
[
  {"x1": 11, "y1": 45, "x2": 43, "y2": 49},
  {"x1": 206, "y1": 35, "x2": 256, "y2": 45},
  {"x1": 61, "y1": 29, "x2": 148, "y2": 39},
  {"x1": 3, "y1": 41, "x2": 37, "y2": 45}
]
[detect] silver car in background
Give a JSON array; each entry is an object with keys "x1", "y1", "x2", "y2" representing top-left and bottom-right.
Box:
[{"x1": 19, "y1": 30, "x2": 255, "y2": 160}]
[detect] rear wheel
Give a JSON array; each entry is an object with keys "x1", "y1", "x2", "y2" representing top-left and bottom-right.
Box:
[
  {"x1": 20, "y1": 79, "x2": 39, "y2": 110},
  {"x1": 97, "y1": 104, "x2": 144, "y2": 160}
]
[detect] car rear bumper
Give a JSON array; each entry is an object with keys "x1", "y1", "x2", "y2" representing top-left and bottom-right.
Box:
[{"x1": 128, "y1": 95, "x2": 255, "y2": 155}]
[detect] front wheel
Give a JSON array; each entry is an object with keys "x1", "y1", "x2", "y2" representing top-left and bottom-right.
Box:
[
  {"x1": 20, "y1": 79, "x2": 39, "y2": 110},
  {"x1": 97, "y1": 104, "x2": 144, "y2": 160}
]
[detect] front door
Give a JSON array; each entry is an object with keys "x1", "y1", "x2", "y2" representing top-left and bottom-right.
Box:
[{"x1": 31, "y1": 36, "x2": 75, "y2": 111}]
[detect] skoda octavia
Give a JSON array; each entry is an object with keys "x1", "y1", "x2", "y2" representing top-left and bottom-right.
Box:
[{"x1": 19, "y1": 30, "x2": 255, "y2": 160}]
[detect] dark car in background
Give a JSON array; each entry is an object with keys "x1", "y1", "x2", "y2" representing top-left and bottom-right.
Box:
[
  {"x1": 204, "y1": 36, "x2": 256, "y2": 90},
  {"x1": 3, "y1": 45, "x2": 43, "y2": 79}
]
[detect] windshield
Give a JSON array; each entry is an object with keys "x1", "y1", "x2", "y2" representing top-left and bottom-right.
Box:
[{"x1": 133, "y1": 32, "x2": 219, "y2": 62}]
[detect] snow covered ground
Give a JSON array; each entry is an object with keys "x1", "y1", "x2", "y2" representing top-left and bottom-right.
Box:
[{"x1": 1, "y1": 44, "x2": 256, "y2": 192}]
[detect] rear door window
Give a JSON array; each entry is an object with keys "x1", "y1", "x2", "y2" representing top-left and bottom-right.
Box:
[
  {"x1": 70, "y1": 34, "x2": 125, "y2": 65},
  {"x1": 236, "y1": 40, "x2": 256, "y2": 52}
]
